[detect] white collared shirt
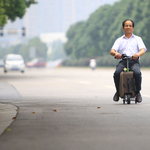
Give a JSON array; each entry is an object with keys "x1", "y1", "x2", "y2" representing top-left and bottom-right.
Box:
[{"x1": 111, "y1": 34, "x2": 147, "y2": 56}]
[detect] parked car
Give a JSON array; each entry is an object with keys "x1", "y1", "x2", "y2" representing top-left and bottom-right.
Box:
[
  {"x1": 47, "y1": 59, "x2": 63, "y2": 68},
  {"x1": 26, "y1": 58, "x2": 47, "y2": 67},
  {"x1": 4, "y1": 54, "x2": 25, "y2": 73}
]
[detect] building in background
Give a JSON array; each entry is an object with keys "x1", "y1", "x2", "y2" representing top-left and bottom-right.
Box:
[
  {"x1": 0, "y1": 0, "x2": 120, "y2": 61},
  {"x1": 3, "y1": 0, "x2": 119, "y2": 38},
  {"x1": 0, "y1": 0, "x2": 120, "y2": 50}
]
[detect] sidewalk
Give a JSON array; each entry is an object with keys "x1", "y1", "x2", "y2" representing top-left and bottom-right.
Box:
[
  {"x1": 0, "y1": 82, "x2": 22, "y2": 135},
  {"x1": 0, "y1": 103, "x2": 18, "y2": 135}
]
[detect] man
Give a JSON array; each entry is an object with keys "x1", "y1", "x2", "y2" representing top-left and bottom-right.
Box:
[{"x1": 110, "y1": 19, "x2": 147, "y2": 103}]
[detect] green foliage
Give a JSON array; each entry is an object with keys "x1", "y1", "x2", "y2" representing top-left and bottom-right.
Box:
[
  {"x1": 0, "y1": 0, "x2": 37, "y2": 27},
  {"x1": 0, "y1": 0, "x2": 7, "y2": 26},
  {"x1": 0, "y1": 37, "x2": 47, "y2": 62},
  {"x1": 28, "y1": 37, "x2": 47, "y2": 60},
  {"x1": 25, "y1": 0, "x2": 37, "y2": 7},
  {"x1": 62, "y1": 56, "x2": 118, "y2": 67},
  {"x1": 62, "y1": 52, "x2": 150, "y2": 67},
  {"x1": 64, "y1": 0, "x2": 150, "y2": 61},
  {"x1": 47, "y1": 40, "x2": 66, "y2": 61},
  {"x1": 62, "y1": 58, "x2": 90, "y2": 67}
]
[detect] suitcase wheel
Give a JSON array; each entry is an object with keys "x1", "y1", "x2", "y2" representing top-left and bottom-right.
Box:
[
  {"x1": 123, "y1": 94, "x2": 131, "y2": 104},
  {"x1": 123, "y1": 100, "x2": 125, "y2": 104},
  {"x1": 127, "y1": 95, "x2": 130, "y2": 104}
]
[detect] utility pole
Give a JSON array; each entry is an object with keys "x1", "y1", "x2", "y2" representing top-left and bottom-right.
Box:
[
  {"x1": 0, "y1": 27, "x2": 3, "y2": 36},
  {"x1": 22, "y1": 27, "x2": 26, "y2": 36}
]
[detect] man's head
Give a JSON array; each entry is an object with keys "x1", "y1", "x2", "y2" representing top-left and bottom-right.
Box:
[
  {"x1": 122, "y1": 19, "x2": 134, "y2": 35},
  {"x1": 122, "y1": 19, "x2": 134, "y2": 28}
]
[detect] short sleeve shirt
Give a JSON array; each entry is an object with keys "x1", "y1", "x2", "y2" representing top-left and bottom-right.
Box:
[{"x1": 111, "y1": 34, "x2": 147, "y2": 56}]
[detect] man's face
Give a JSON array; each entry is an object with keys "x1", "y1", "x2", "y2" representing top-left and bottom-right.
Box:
[{"x1": 123, "y1": 20, "x2": 134, "y2": 34}]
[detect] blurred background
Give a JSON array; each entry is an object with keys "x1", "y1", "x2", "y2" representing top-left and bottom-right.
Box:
[{"x1": 0, "y1": 0, "x2": 150, "y2": 70}]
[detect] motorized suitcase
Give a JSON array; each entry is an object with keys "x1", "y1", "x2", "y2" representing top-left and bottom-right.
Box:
[{"x1": 119, "y1": 71, "x2": 136, "y2": 98}]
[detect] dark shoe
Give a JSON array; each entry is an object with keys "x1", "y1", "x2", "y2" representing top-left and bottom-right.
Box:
[
  {"x1": 113, "y1": 92, "x2": 119, "y2": 102},
  {"x1": 136, "y1": 92, "x2": 142, "y2": 103}
]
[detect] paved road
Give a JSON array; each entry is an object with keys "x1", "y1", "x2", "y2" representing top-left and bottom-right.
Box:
[{"x1": 0, "y1": 67, "x2": 150, "y2": 150}]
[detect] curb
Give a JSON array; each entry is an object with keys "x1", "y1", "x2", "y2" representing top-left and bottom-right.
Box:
[{"x1": 0, "y1": 103, "x2": 18, "y2": 135}]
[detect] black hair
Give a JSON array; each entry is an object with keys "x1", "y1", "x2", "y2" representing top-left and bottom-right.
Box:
[{"x1": 122, "y1": 19, "x2": 134, "y2": 28}]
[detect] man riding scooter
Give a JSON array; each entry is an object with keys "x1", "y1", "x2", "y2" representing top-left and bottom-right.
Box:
[{"x1": 110, "y1": 19, "x2": 147, "y2": 103}]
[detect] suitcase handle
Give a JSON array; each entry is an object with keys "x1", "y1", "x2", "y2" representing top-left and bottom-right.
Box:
[{"x1": 127, "y1": 77, "x2": 130, "y2": 92}]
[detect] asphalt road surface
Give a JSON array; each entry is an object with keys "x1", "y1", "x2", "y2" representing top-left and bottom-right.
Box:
[{"x1": 0, "y1": 67, "x2": 150, "y2": 150}]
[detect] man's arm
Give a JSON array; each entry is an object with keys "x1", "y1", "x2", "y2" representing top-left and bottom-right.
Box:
[
  {"x1": 110, "y1": 49, "x2": 121, "y2": 59},
  {"x1": 133, "y1": 48, "x2": 146, "y2": 59}
]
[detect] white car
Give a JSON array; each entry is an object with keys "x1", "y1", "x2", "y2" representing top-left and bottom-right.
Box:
[{"x1": 4, "y1": 54, "x2": 25, "y2": 73}]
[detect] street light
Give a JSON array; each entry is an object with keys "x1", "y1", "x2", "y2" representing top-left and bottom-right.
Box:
[
  {"x1": 22, "y1": 27, "x2": 26, "y2": 36},
  {"x1": 0, "y1": 27, "x2": 3, "y2": 36}
]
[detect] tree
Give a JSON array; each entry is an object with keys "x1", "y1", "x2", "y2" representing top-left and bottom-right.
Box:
[
  {"x1": 0, "y1": 37, "x2": 47, "y2": 62},
  {"x1": 48, "y1": 40, "x2": 66, "y2": 61},
  {"x1": 0, "y1": 0, "x2": 37, "y2": 27},
  {"x1": 28, "y1": 37, "x2": 47, "y2": 60},
  {"x1": 64, "y1": 0, "x2": 150, "y2": 60},
  {"x1": 0, "y1": 0, "x2": 7, "y2": 26}
]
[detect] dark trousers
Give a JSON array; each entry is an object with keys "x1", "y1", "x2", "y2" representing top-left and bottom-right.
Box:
[{"x1": 114, "y1": 59, "x2": 141, "y2": 93}]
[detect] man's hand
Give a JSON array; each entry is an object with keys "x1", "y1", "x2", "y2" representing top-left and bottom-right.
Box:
[
  {"x1": 115, "y1": 53, "x2": 121, "y2": 59},
  {"x1": 133, "y1": 48, "x2": 145, "y2": 59},
  {"x1": 110, "y1": 49, "x2": 121, "y2": 59},
  {"x1": 133, "y1": 54, "x2": 139, "y2": 60}
]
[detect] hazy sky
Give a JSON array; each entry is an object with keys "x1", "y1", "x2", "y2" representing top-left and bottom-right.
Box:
[{"x1": 4, "y1": 0, "x2": 120, "y2": 37}]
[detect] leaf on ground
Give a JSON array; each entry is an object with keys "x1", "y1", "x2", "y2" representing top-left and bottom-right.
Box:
[
  {"x1": 7, "y1": 128, "x2": 11, "y2": 131},
  {"x1": 12, "y1": 117, "x2": 17, "y2": 120},
  {"x1": 97, "y1": 107, "x2": 101, "y2": 109},
  {"x1": 53, "y1": 109, "x2": 57, "y2": 112},
  {"x1": 32, "y1": 112, "x2": 36, "y2": 114}
]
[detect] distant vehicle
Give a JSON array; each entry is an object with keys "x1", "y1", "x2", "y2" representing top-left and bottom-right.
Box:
[
  {"x1": 26, "y1": 58, "x2": 47, "y2": 68},
  {"x1": 47, "y1": 59, "x2": 63, "y2": 68},
  {"x1": 4, "y1": 54, "x2": 25, "y2": 73},
  {"x1": 89, "y1": 58, "x2": 97, "y2": 70}
]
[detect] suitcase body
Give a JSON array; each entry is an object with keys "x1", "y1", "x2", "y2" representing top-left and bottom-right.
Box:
[{"x1": 119, "y1": 71, "x2": 136, "y2": 98}]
